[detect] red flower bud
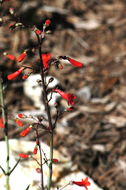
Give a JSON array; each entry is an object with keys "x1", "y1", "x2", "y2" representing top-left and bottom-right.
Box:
[
  {"x1": 0, "y1": 118, "x2": 4, "y2": 128},
  {"x1": 45, "y1": 19, "x2": 51, "y2": 26},
  {"x1": 35, "y1": 29, "x2": 42, "y2": 35},
  {"x1": 17, "y1": 52, "x2": 27, "y2": 62},
  {"x1": 16, "y1": 119, "x2": 23, "y2": 127},
  {"x1": 19, "y1": 153, "x2": 29, "y2": 158},
  {"x1": 36, "y1": 140, "x2": 39, "y2": 145},
  {"x1": 7, "y1": 67, "x2": 24, "y2": 80},
  {"x1": 67, "y1": 57, "x2": 84, "y2": 67},
  {"x1": 52, "y1": 159, "x2": 59, "y2": 163},
  {"x1": 18, "y1": 113, "x2": 25, "y2": 118},
  {"x1": 53, "y1": 89, "x2": 76, "y2": 105},
  {"x1": 20, "y1": 125, "x2": 32, "y2": 137},
  {"x1": 36, "y1": 168, "x2": 41, "y2": 173},
  {"x1": 33, "y1": 147, "x2": 38, "y2": 155}
]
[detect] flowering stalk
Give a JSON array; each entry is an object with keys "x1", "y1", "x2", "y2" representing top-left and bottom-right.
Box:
[{"x1": 36, "y1": 31, "x2": 54, "y2": 190}]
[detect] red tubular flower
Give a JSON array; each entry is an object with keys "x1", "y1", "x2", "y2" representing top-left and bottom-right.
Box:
[
  {"x1": 53, "y1": 89, "x2": 76, "y2": 105},
  {"x1": 5, "y1": 54, "x2": 16, "y2": 61},
  {"x1": 17, "y1": 52, "x2": 27, "y2": 62},
  {"x1": 7, "y1": 67, "x2": 24, "y2": 80},
  {"x1": 20, "y1": 125, "x2": 32, "y2": 137},
  {"x1": 45, "y1": 19, "x2": 51, "y2": 26},
  {"x1": 67, "y1": 57, "x2": 84, "y2": 67},
  {"x1": 72, "y1": 177, "x2": 91, "y2": 190},
  {"x1": 16, "y1": 119, "x2": 23, "y2": 127},
  {"x1": 33, "y1": 147, "x2": 38, "y2": 155},
  {"x1": 0, "y1": 118, "x2": 4, "y2": 128},
  {"x1": 19, "y1": 153, "x2": 29, "y2": 158},
  {"x1": 41, "y1": 53, "x2": 52, "y2": 69}
]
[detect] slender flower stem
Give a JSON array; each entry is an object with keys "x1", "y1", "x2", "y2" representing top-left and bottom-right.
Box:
[
  {"x1": 37, "y1": 34, "x2": 54, "y2": 190},
  {"x1": 35, "y1": 127, "x2": 44, "y2": 190},
  {"x1": 48, "y1": 131, "x2": 53, "y2": 190},
  {"x1": 0, "y1": 75, "x2": 10, "y2": 190}
]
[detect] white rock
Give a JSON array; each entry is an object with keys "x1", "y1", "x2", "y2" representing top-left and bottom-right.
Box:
[
  {"x1": 0, "y1": 140, "x2": 103, "y2": 190},
  {"x1": 23, "y1": 74, "x2": 60, "y2": 109},
  {"x1": 0, "y1": 139, "x2": 69, "y2": 190},
  {"x1": 76, "y1": 86, "x2": 91, "y2": 102}
]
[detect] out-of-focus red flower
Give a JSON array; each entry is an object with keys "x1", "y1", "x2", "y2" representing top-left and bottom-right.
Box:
[
  {"x1": 0, "y1": 118, "x2": 4, "y2": 128},
  {"x1": 16, "y1": 119, "x2": 23, "y2": 127},
  {"x1": 19, "y1": 153, "x2": 29, "y2": 158},
  {"x1": 33, "y1": 147, "x2": 38, "y2": 155},
  {"x1": 7, "y1": 67, "x2": 24, "y2": 80},
  {"x1": 67, "y1": 57, "x2": 84, "y2": 67},
  {"x1": 52, "y1": 159, "x2": 59, "y2": 163},
  {"x1": 45, "y1": 19, "x2": 51, "y2": 26},
  {"x1": 72, "y1": 177, "x2": 91, "y2": 190},
  {"x1": 53, "y1": 89, "x2": 76, "y2": 105},
  {"x1": 17, "y1": 52, "x2": 27, "y2": 62},
  {"x1": 5, "y1": 54, "x2": 16, "y2": 61},
  {"x1": 18, "y1": 113, "x2": 25, "y2": 118},
  {"x1": 20, "y1": 125, "x2": 32, "y2": 137},
  {"x1": 41, "y1": 53, "x2": 52, "y2": 69},
  {"x1": 35, "y1": 29, "x2": 42, "y2": 35}
]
